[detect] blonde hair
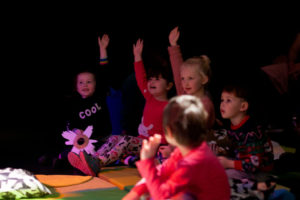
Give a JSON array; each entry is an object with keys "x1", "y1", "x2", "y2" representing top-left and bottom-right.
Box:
[{"x1": 181, "y1": 55, "x2": 212, "y2": 83}]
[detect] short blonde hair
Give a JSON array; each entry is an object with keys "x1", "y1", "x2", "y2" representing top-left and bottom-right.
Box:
[{"x1": 181, "y1": 55, "x2": 212, "y2": 82}]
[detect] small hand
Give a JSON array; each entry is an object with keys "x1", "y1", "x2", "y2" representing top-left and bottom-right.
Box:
[
  {"x1": 133, "y1": 38, "x2": 143, "y2": 62},
  {"x1": 169, "y1": 26, "x2": 180, "y2": 46},
  {"x1": 158, "y1": 144, "x2": 174, "y2": 159},
  {"x1": 73, "y1": 128, "x2": 83, "y2": 135},
  {"x1": 140, "y1": 134, "x2": 161, "y2": 160},
  {"x1": 218, "y1": 156, "x2": 234, "y2": 169},
  {"x1": 98, "y1": 34, "x2": 110, "y2": 49},
  {"x1": 209, "y1": 142, "x2": 219, "y2": 155}
]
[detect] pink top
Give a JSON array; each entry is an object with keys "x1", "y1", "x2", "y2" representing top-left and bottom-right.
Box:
[
  {"x1": 134, "y1": 61, "x2": 168, "y2": 144},
  {"x1": 132, "y1": 142, "x2": 230, "y2": 200},
  {"x1": 168, "y1": 45, "x2": 216, "y2": 128}
]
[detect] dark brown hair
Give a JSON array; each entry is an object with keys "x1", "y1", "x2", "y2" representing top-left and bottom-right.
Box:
[{"x1": 222, "y1": 82, "x2": 253, "y2": 114}]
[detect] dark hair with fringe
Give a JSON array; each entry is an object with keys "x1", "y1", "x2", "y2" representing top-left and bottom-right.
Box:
[{"x1": 222, "y1": 82, "x2": 254, "y2": 114}]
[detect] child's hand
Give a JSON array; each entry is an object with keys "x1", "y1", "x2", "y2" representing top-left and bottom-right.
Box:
[
  {"x1": 133, "y1": 38, "x2": 143, "y2": 62},
  {"x1": 209, "y1": 142, "x2": 219, "y2": 155},
  {"x1": 218, "y1": 156, "x2": 234, "y2": 169},
  {"x1": 98, "y1": 34, "x2": 110, "y2": 49},
  {"x1": 73, "y1": 128, "x2": 83, "y2": 135},
  {"x1": 158, "y1": 144, "x2": 174, "y2": 160},
  {"x1": 169, "y1": 26, "x2": 180, "y2": 46},
  {"x1": 140, "y1": 134, "x2": 161, "y2": 160}
]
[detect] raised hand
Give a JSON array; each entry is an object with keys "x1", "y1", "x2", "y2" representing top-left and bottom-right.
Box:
[
  {"x1": 98, "y1": 34, "x2": 110, "y2": 49},
  {"x1": 133, "y1": 38, "x2": 143, "y2": 62},
  {"x1": 98, "y1": 34, "x2": 109, "y2": 59},
  {"x1": 140, "y1": 134, "x2": 162, "y2": 160},
  {"x1": 169, "y1": 26, "x2": 180, "y2": 46}
]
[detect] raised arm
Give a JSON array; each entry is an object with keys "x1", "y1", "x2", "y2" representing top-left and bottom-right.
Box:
[
  {"x1": 97, "y1": 34, "x2": 111, "y2": 95},
  {"x1": 168, "y1": 26, "x2": 185, "y2": 95},
  {"x1": 98, "y1": 34, "x2": 110, "y2": 64},
  {"x1": 133, "y1": 39, "x2": 151, "y2": 99}
]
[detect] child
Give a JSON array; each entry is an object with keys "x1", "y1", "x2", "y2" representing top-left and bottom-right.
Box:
[
  {"x1": 68, "y1": 38, "x2": 174, "y2": 176},
  {"x1": 122, "y1": 95, "x2": 230, "y2": 200},
  {"x1": 66, "y1": 34, "x2": 115, "y2": 174},
  {"x1": 217, "y1": 83, "x2": 274, "y2": 179},
  {"x1": 38, "y1": 34, "x2": 112, "y2": 169},
  {"x1": 213, "y1": 82, "x2": 278, "y2": 199},
  {"x1": 64, "y1": 34, "x2": 112, "y2": 143},
  {"x1": 133, "y1": 39, "x2": 173, "y2": 144},
  {"x1": 168, "y1": 26, "x2": 216, "y2": 129}
]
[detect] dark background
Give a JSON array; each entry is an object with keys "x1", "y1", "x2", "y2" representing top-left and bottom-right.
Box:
[{"x1": 1, "y1": 7, "x2": 299, "y2": 168}]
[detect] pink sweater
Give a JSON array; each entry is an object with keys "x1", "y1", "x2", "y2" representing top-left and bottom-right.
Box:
[
  {"x1": 132, "y1": 142, "x2": 230, "y2": 200},
  {"x1": 168, "y1": 45, "x2": 216, "y2": 128},
  {"x1": 134, "y1": 61, "x2": 168, "y2": 144}
]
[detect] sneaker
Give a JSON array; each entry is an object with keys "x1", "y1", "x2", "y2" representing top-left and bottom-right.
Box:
[
  {"x1": 79, "y1": 151, "x2": 101, "y2": 177},
  {"x1": 67, "y1": 152, "x2": 90, "y2": 175}
]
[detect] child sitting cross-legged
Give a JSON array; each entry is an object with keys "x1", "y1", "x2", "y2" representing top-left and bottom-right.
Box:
[
  {"x1": 215, "y1": 82, "x2": 278, "y2": 199},
  {"x1": 122, "y1": 95, "x2": 230, "y2": 200}
]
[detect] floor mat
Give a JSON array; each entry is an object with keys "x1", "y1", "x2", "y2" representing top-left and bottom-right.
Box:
[
  {"x1": 98, "y1": 166, "x2": 141, "y2": 190},
  {"x1": 33, "y1": 174, "x2": 126, "y2": 200},
  {"x1": 35, "y1": 174, "x2": 93, "y2": 187}
]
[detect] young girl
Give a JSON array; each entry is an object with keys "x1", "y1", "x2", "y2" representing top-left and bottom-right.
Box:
[
  {"x1": 69, "y1": 38, "x2": 174, "y2": 176},
  {"x1": 122, "y1": 95, "x2": 230, "y2": 200},
  {"x1": 168, "y1": 26, "x2": 216, "y2": 129},
  {"x1": 161, "y1": 26, "x2": 217, "y2": 162}
]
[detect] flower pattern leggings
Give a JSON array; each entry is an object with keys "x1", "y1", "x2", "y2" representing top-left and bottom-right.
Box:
[{"x1": 95, "y1": 135, "x2": 142, "y2": 166}]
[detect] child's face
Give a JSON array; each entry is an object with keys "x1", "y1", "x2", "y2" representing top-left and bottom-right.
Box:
[
  {"x1": 220, "y1": 91, "x2": 246, "y2": 119},
  {"x1": 76, "y1": 72, "x2": 96, "y2": 99},
  {"x1": 147, "y1": 74, "x2": 170, "y2": 97},
  {"x1": 181, "y1": 66, "x2": 207, "y2": 95}
]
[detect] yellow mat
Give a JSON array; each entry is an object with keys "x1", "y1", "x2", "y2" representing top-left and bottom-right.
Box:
[
  {"x1": 35, "y1": 174, "x2": 93, "y2": 187},
  {"x1": 98, "y1": 166, "x2": 141, "y2": 190}
]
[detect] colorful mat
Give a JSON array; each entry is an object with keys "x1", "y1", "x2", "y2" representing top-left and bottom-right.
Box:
[
  {"x1": 33, "y1": 174, "x2": 127, "y2": 199},
  {"x1": 30, "y1": 166, "x2": 141, "y2": 199},
  {"x1": 98, "y1": 166, "x2": 141, "y2": 190}
]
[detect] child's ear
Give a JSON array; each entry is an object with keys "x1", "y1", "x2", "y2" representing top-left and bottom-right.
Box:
[
  {"x1": 165, "y1": 126, "x2": 173, "y2": 138},
  {"x1": 166, "y1": 82, "x2": 174, "y2": 90},
  {"x1": 201, "y1": 75, "x2": 209, "y2": 85},
  {"x1": 240, "y1": 101, "x2": 249, "y2": 112}
]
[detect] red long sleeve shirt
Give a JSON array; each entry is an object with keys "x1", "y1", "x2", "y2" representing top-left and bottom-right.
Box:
[
  {"x1": 134, "y1": 61, "x2": 169, "y2": 144},
  {"x1": 132, "y1": 142, "x2": 230, "y2": 200}
]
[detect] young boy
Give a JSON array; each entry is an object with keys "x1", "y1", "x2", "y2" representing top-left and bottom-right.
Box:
[
  {"x1": 217, "y1": 83, "x2": 274, "y2": 180},
  {"x1": 123, "y1": 95, "x2": 230, "y2": 200}
]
